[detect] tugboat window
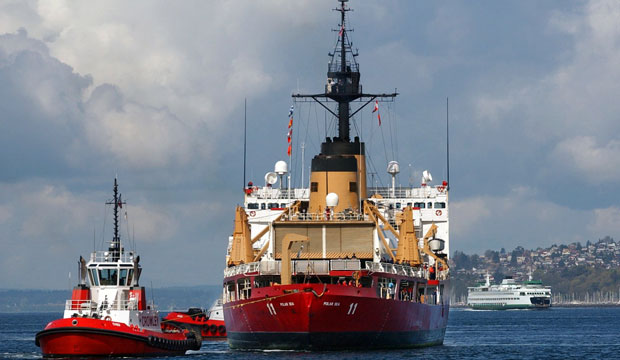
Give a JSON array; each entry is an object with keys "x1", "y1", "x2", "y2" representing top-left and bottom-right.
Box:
[
  {"x1": 119, "y1": 269, "x2": 128, "y2": 286},
  {"x1": 99, "y1": 268, "x2": 118, "y2": 286},
  {"x1": 89, "y1": 269, "x2": 99, "y2": 286}
]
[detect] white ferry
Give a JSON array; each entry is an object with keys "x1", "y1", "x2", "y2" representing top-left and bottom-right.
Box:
[{"x1": 467, "y1": 274, "x2": 552, "y2": 310}]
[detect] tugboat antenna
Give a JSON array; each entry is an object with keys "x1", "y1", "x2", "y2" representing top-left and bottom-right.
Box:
[
  {"x1": 446, "y1": 97, "x2": 450, "y2": 191},
  {"x1": 243, "y1": 98, "x2": 247, "y2": 191}
]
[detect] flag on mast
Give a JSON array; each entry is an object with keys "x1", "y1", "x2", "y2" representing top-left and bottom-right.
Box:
[
  {"x1": 372, "y1": 100, "x2": 381, "y2": 126},
  {"x1": 287, "y1": 105, "x2": 294, "y2": 156}
]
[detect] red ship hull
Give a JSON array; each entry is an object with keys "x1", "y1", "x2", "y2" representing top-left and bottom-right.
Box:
[
  {"x1": 36, "y1": 317, "x2": 200, "y2": 357},
  {"x1": 224, "y1": 283, "x2": 449, "y2": 350}
]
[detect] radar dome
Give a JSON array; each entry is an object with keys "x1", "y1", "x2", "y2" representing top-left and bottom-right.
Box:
[
  {"x1": 275, "y1": 161, "x2": 288, "y2": 175},
  {"x1": 325, "y1": 193, "x2": 339, "y2": 207}
]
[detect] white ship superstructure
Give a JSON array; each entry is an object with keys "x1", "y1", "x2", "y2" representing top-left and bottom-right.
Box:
[
  {"x1": 467, "y1": 274, "x2": 552, "y2": 310},
  {"x1": 229, "y1": 178, "x2": 450, "y2": 266}
]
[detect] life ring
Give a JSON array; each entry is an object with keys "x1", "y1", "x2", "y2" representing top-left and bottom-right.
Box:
[
  {"x1": 435, "y1": 210, "x2": 442, "y2": 216},
  {"x1": 249, "y1": 211, "x2": 256, "y2": 217},
  {"x1": 104, "y1": 316, "x2": 112, "y2": 321},
  {"x1": 437, "y1": 186, "x2": 445, "y2": 193}
]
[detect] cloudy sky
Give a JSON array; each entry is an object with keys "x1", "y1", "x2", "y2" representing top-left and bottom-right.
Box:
[{"x1": 1, "y1": 0, "x2": 619, "y2": 289}]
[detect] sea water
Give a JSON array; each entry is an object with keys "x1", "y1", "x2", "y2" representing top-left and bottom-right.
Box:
[{"x1": 3, "y1": 307, "x2": 619, "y2": 359}]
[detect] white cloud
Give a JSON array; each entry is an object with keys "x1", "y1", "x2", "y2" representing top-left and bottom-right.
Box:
[{"x1": 552, "y1": 136, "x2": 620, "y2": 182}]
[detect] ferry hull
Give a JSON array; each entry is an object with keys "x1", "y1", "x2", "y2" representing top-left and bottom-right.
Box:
[
  {"x1": 36, "y1": 318, "x2": 200, "y2": 357},
  {"x1": 224, "y1": 284, "x2": 449, "y2": 350}
]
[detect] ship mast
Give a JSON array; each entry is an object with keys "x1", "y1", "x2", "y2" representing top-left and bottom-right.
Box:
[
  {"x1": 292, "y1": 0, "x2": 397, "y2": 213},
  {"x1": 106, "y1": 178, "x2": 125, "y2": 262}
]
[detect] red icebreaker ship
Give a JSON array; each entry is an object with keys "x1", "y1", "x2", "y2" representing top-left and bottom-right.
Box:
[
  {"x1": 222, "y1": 0, "x2": 451, "y2": 350},
  {"x1": 36, "y1": 179, "x2": 201, "y2": 357}
]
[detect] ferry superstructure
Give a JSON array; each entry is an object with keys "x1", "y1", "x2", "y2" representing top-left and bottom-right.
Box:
[
  {"x1": 467, "y1": 275, "x2": 552, "y2": 310},
  {"x1": 222, "y1": 1, "x2": 451, "y2": 350}
]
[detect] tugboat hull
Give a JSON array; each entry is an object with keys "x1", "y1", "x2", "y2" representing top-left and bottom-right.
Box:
[
  {"x1": 36, "y1": 318, "x2": 200, "y2": 357},
  {"x1": 224, "y1": 284, "x2": 449, "y2": 350}
]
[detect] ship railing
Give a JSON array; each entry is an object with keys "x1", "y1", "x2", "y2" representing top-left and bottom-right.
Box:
[
  {"x1": 89, "y1": 251, "x2": 136, "y2": 263},
  {"x1": 289, "y1": 212, "x2": 367, "y2": 222},
  {"x1": 368, "y1": 186, "x2": 446, "y2": 199},
  {"x1": 330, "y1": 259, "x2": 361, "y2": 271},
  {"x1": 224, "y1": 262, "x2": 261, "y2": 277},
  {"x1": 65, "y1": 300, "x2": 97, "y2": 311},
  {"x1": 66, "y1": 299, "x2": 141, "y2": 312},
  {"x1": 365, "y1": 262, "x2": 425, "y2": 278},
  {"x1": 247, "y1": 187, "x2": 310, "y2": 200},
  {"x1": 293, "y1": 260, "x2": 330, "y2": 275}
]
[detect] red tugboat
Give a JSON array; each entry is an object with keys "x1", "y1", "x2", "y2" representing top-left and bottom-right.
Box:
[
  {"x1": 162, "y1": 299, "x2": 227, "y2": 338},
  {"x1": 222, "y1": 0, "x2": 451, "y2": 350},
  {"x1": 35, "y1": 179, "x2": 201, "y2": 357}
]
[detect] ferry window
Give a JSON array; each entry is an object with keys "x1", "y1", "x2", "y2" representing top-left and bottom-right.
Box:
[
  {"x1": 311, "y1": 182, "x2": 318, "y2": 192},
  {"x1": 407, "y1": 202, "x2": 412, "y2": 207},
  {"x1": 427, "y1": 202, "x2": 432, "y2": 208},
  {"x1": 349, "y1": 182, "x2": 357, "y2": 192},
  {"x1": 268, "y1": 203, "x2": 276, "y2": 209},
  {"x1": 395, "y1": 202, "x2": 401, "y2": 209},
  {"x1": 414, "y1": 202, "x2": 425, "y2": 209},
  {"x1": 89, "y1": 269, "x2": 99, "y2": 286},
  {"x1": 434, "y1": 202, "x2": 446, "y2": 209},
  {"x1": 119, "y1": 269, "x2": 128, "y2": 286},
  {"x1": 99, "y1": 268, "x2": 118, "y2": 286},
  {"x1": 247, "y1": 203, "x2": 259, "y2": 210},
  {"x1": 281, "y1": 203, "x2": 286, "y2": 208},
  {"x1": 260, "y1": 203, "x2": 266, "y2": 210}
]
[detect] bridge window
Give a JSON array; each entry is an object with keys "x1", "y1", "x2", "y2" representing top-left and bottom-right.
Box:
[
  {"x1": 99, "y1": 268, "x2": 118, "y2": 286},
  {"x1": 89, "y1": 269, "x2": 99, "y2": 286}
]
